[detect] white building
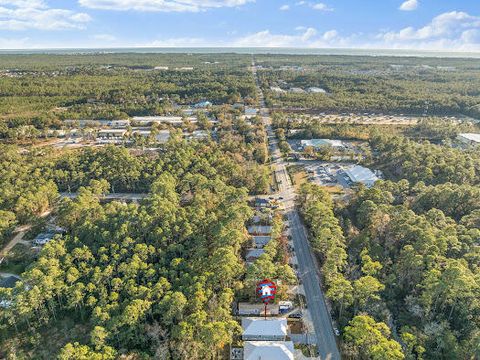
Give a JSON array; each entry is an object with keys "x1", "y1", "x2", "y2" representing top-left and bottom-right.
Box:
[
  {"x1": 98, "y1": 129, "x2": 127, "y2": 139},
  {"x1": 289, "y1": 87, "x2": 305, "y2": 94},
  {"x1": 307, "y1": 87, "x2": 327, "y2": 94},
  {"x1": 243, "y1": 341, "x2": 294, "y2": 360},
  {"x1": 242, "y1": 318, "x2": 288, "y2": 341},
  {"x1": 132, "y1": 116, "x2": 196, "y2": 125},
  {"x1": 270, "y1": 86, "x2": 285, "y2": 93},
  {"x1": 344, "y1": 165, "x2": 379, "y2": 187},
  {"x1": 457, "y1": 133, "x2": 480, "y2": 147},
  {"x1": 300, "y1": 139, "x2": 344, "y2": 150}
]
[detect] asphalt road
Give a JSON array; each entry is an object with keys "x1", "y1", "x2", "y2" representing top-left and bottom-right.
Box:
[{"x1": 253, "y1": 61, "x2": 341, "y2": 360}]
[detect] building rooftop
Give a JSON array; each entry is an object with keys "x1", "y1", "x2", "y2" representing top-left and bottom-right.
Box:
[
  {"x1": 301, "y1": 139, "x2": 344, "y2": 148},
  {"x1": 244, "y1": 341, "x2": 294, "y2": 360},
  {"x1": 458, "y1": 133, "x2": 480, "y2": 143},
  {"x1": 253, "y1": 236, "x2": 271, "y2": 248},
  {"x1": 344, "y1": 165, "x2": 379, "y2": 186},
  {"x1": 0, "y1": 276, "x2": 20, "y2": 289},
  {"x1": 246, "y1": 248, "x2": 266, "y2": 261},
  {"x1": 248, "y1": 225, "x2": 272, "y2": 235},
  {"x1": 242, "y1": 318, "x2": 288, "y2": 338},
  {"x1": 238, "y1": 303, "x2": 280, "y2": 316},
  {"x1": 307, "y1": 87, "x2": 327, "y2": 94},
  {"x1": 245, "y1": 108, "x2": 258, "y2": 116}
]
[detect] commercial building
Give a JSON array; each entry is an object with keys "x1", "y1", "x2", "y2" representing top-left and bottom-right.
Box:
[
  {"x1": 344, "y1": 165, "x2": 379, "y2": 188},
  {"x1": 131, "y1": 116, "x2": 196, "y2": 125},
  {"x1": 300, "y1": 139, "x2": 344, "y2": 150},
  {"x1": 457, "y1": 133, "x2": 480, "y2": 147},
  {"x1": 242, "y1": 318, "x2": 288, "y2": 341},
  {"x1": 243, "y1": 341, "x2": 295, "y2": 360},
  {"x1": 132, "y1": 129, "x2": 171, "y2": 143},
  {"x1": 98, "y1": 129, "x2": 127, "y2": 139}
]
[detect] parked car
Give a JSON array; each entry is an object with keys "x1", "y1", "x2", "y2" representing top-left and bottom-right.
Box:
[{"x1": 289, "y1": 312, "x2": 303, "y2": 319}]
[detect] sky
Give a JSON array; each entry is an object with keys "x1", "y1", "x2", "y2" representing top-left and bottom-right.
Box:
[{"x1": 0, "y1": 0, "x2": 479, "y2": 50}]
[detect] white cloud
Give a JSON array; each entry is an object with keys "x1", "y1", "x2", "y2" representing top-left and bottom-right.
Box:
[
  {"x1": 279, "y1": 4, "x2": 289, "y2": 11},
  {"x1": 399, "y1": 0, "x2": 418, "y2": 11},
  {"x1": 233, "y1": 27, "x2": 342, "y2": 47},
  {"x1": 0, "y1": 1, "x2": 91, "y2": 30},
  {"x1": 79, "y1": 0, "x2": 254, "y2": 12},
  {"x1": 311, "y1": 2, "x2": 333, "y2": 12},
  {"x1": 381, "y1": 11, "x2": 480, "y2": 43},
  {"x1": 232, "y1": 12, "x2": 480, "y2": 51}
]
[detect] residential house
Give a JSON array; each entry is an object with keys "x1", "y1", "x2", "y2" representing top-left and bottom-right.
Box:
[
  {"x1": 243, "y1": 341, "x2": 295, "y2": 360},
  {"x1": 253, "y1": 236, "x2": 271, "y2": 248},
  {"x1": 242, "y1": 318, "x2": 288, "y2": 341},
  {"x1": 246, "y1": 249, "x2": 265, "y2": 263},
  {"x1": 248, "y1": 225, "x2": 272, "y2": 235},
  {"x1": 238, "y1": 303, "x2": 280, "y2": 316}
]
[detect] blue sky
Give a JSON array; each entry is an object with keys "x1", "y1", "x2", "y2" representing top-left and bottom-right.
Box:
[{"x1": 0, "y1": 0, "x2": 479, "y2": 50}]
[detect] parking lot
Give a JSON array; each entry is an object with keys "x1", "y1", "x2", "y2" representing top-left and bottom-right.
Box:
[{"x1": 303, "y1": 162, "x2": 354, "y2": 188}]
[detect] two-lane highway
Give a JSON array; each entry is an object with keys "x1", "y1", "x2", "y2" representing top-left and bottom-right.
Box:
[{"x1": 253, "y1": 60, "x2": 341, "y2": 360}]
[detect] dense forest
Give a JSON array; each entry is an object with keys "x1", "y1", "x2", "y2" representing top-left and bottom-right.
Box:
[
  {"x1": 298, "y1": 129, "x2": 480, "y2": 359},
  {"x1": 257, "y1": 55, "x2": 480, "y2": 118},
  {"x1": 0, "y1": 53, "x2": 257, "y2": 132},
  {"x1": 0, "y1": 134, "x2": 272, "y2": 358}
]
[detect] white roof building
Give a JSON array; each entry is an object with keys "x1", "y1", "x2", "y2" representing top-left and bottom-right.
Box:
[
  {"x1": 98, "y1": 129, "x2": 127, "y2": 138},
  {"x1": 457, "y1": 133, "x2": 480, "y2": 146},
  {"x1": 301, "y1": 139, "x2": 344, "y2": 149},
  {"x1": 307, "y1": 87, "x2": 327, "y2": 94},
  {"x1": 132, "y1": 116, "x2": 196, "y2": 125},
  {"x1": 344, "y1": 165, "x2": 379, "y2": 187},
  {"x1": 244, "y1": 341, "x2": 294, "y2": 360},
  {"x1": 242, "y1": 318, "x2": 288, "y2": 341}
]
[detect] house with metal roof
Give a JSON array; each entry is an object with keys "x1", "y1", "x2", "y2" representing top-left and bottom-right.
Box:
[
  {"x1": 253, "y1": 236, "x2": 271, "y2": 248},
  {"x1": 238, "y1": 303, "x2": 280, "y2": 316},
  {"x1": 246, "y1": 249, "x2": 266, "y2": 263},
  {"x1": 247, "y1": 225, "x2": 272, "y2": 235},
  {"x1": 242, "y1": 318, "x2": 289, "y2": 341},
  {"x1": 243, "y1": 341, "x2": 295, "y2": 360}
]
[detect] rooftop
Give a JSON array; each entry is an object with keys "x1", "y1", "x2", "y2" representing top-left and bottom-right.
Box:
[
  {"x1": 244, "y1": 341, "x2": 295, "y2": 360},
  {"x1": 246, "y1": 248, "x2": 265, "y2": 260},
  {"x1": 344, "y1": 165, "x2": 379, "y2": 186},
  {"x1": 248, "y1": 225, "x2": 272, "y2": 235},
  {"x1": 0, "y1": 276, "x2": 20, "y2": 289},
  {"x1": 253, "y1": 236, "x2": 271, "y2": 248},
  {"x1": 301, "y1": 139, "x2": 344, "y2": 148},
  {"x1": 242, "y1": 318, "x2": 288, "y2": 337},
  {"x1": 458, "y1": 133, "x2": 480, "y2": 143}
]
